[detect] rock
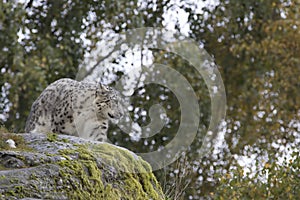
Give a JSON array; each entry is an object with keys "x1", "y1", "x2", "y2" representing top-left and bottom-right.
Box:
[{"x1": 0, "y1": 133, "x2": 165, "y2": 200}]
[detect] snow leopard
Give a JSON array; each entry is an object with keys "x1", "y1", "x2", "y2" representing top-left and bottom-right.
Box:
[{"x1": 25, "y1": 78, "x2": 124, "y2": 142}]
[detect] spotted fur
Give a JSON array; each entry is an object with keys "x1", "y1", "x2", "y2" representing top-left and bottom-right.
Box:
[{"x1": 25, "y1": 78, "x2": 123, "y2": 142}]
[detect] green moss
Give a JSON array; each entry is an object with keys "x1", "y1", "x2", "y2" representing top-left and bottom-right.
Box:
[
  {"x1": 29, "y1": 173, "x2": 38, "y2": 180},
  {"x1": 57, "y1": 145, "x2": 107, "y2": 199},
  {"x1": 0, "y1": 165, "x2": 9, "y2": 171},
  {"x1": 47, "y1": 133, "x2": 58, "y2": 142},
  {"x1": 47, "y1": 133, "x2": 70, "y2": 143},
  {"x1": 56, "y1": 143, "x2": 164, "y2": 199},
  {"x1": 3, "y1": 185, "x2": 26, "y2": 198},
  {"x1": 60, "y1": 138, "x2": 69, "y2": 143},
  {"x1": 0, "y1": 125, "x2": 10, "y2": 134},
  {"x1": 6, "y1": 190, "x2": 16, "y2": 196},
  {"x1": 14, "y1": 185, "x2": 24, "y2": 193},
  {"x1": 91, "y1": 143, "x2": 163, "y2": 199},
  {"x1": 9, "y1": 178, "x2": 19, "y2": 184},
  {"x1": 45, "y1": 152, "x2": 56, "y2": 157}
]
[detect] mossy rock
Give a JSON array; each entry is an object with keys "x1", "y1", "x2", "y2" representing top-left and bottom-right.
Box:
[{"x1": 0, "y1": 133, "x2": 165, "y2": 200}]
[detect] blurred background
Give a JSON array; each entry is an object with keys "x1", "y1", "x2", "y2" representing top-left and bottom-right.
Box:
[{"x1": 1, "y1": 0, "x2": 300, "y2": 199}]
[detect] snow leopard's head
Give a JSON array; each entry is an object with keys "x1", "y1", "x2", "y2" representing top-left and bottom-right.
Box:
[{"x1": 93, "y1": 84, "x2": 124, "y2": 121}]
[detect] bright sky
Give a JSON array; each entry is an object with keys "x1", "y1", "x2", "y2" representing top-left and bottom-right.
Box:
[{"x1": 162, "y1": 0, "x2": 218, "y2": 35}]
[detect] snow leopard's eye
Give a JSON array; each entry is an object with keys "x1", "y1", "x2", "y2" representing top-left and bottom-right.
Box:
[{"x1": 95, "y1": 89, "x2": 108, "y2": 97}]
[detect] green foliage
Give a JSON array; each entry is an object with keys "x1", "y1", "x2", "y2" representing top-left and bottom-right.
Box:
[
  {"x1": 190, "y1": 0, "x2": 300, "y2": 153},
  {"x1": 213, "y1": 151, "x2": 300, "y2": 199},
  {"x1": 186, "y1": 0, "x2": 300, "y2": 197}
]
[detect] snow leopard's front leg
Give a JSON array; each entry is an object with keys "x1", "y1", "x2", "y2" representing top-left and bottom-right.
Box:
[
  {"x1": 79, "y1": 119, "x2": 109, "y2": 142},
  {"x1": 73, "y1": 108, "x2": 109, "y2": 142}
]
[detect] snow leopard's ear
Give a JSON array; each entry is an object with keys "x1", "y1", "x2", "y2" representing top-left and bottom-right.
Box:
[
  {"x1": 99, "y1": 83, "x2": 109, "y2": 92},
  {"x1": 96, "y1": 83, "x2": 109, "y2": 97}
]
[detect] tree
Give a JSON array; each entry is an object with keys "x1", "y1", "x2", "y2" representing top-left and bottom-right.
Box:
[{"x1": 187, "y1": 0, "x2": 300, "y2": 198}]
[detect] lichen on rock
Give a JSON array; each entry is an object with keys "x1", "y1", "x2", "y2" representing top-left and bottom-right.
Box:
[{"x1": 0, "y1": 133, "x2": 165, "y2": 200}]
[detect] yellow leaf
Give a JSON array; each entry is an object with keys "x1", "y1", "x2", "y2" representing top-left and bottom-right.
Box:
[{"x1": 264, "y1": 163, "x2": 271, "y2": 168}]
